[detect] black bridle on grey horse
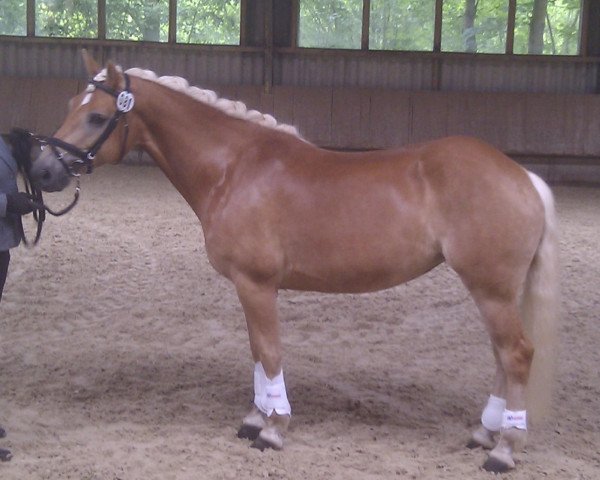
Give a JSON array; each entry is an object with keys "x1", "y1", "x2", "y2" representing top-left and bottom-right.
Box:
[{"x1": 7, "y1": 73, "x2": 134, "y2": 245}]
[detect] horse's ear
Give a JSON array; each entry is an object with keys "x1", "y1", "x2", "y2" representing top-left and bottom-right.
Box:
[
  {"x1": 82, "y1": 49, "x2": 100, "y2": 77},
  {"x1": 106, "y1": 61, "x2": 124, "y2": 91}
]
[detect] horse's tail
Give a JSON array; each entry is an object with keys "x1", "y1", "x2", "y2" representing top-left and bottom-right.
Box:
[{"x1": 522, "y1": 171, "x2": 560, "y2": 423}]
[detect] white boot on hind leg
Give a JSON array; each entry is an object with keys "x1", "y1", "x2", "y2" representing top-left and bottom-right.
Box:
[{"x1": 483, "y1": 409, "x2": 527, "y2": 473}]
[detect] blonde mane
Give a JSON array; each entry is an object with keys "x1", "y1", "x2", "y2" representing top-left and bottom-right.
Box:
[{"x1": 123, "y1": 68, "x2": 301, "y2": 138}]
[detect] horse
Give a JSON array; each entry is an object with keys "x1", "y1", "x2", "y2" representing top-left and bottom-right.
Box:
[{"x1": 29, "y1": 51, "x2": 559, "y2": 473}]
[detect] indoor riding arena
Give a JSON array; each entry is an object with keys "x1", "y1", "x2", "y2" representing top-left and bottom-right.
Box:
[{"x1": 1, "y1": 1, "x2": 599, "y2": 479}]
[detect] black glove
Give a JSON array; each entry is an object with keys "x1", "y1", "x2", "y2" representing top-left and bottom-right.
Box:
[{"x1": 6, "y1": 192, "x2": 36, "y2": 215}]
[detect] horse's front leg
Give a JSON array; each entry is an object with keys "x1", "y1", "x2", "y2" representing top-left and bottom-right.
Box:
[{"x1": 234, "y1": 275, "x2": 291, "y2": 450}]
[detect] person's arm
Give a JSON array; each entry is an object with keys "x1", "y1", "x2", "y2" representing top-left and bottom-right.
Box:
[
  {"x1": 0, "y1": 193, "x2": 7, "y2": 218},
  {"x1": 4, "y1": 192, "x2": 35, "y2": 216}
]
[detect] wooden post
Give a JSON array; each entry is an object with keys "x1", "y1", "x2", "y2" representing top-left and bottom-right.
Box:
[
  {"x1": 168, "y1": 0, "x2": 177, "y2": 44},
  {"x1": 432, "y1": 0, "x2": 443, "y2": 90},
  {"x1": 361, "y1": 0, "x2": 370, "y2": 51},
  {"x1": 98, "y1": 0, "x2": 106, "y2": 40},
  {"x1": 26, "y1": 0, "x2": 35, "y2": 36},
  {"x1": 264, "y1": 0, "x2": 274, "y2": 94},
  {"x1": 506, "y1": 0, "x2": 516, "y2": 54}
]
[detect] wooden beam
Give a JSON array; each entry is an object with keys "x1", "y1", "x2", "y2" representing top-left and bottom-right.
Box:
[
  {"x1": 580, "y1": 0, "x2": 590, "y2": 57},
  {"x1": 26, "y1": 0, "x2": 35, "y2": 37},
  {"x1": 432, "y1": 0, "x2": 443, "y2": 90},
  {"x1": 506, "y1": 0, "x2": 516, "y2": 54},
  {"x1": 264, "y1": 0, "x2": 274, "y2": 93},
  {"x1": 240, "y1": 0, "x2": 248, "y2": 46},
  {"x1": 433, "y1": 0, "x2": 443, "y2": 52},
  {"x1": 361, "y1": 0, "x2": 370, "y2": 51},
  {"x1": 291, "y1": 0, "x2": 299, "y2": 49},
  {"x1": 98, "y1": 0, "x2": 106, "y2": 40},
  {"x1": 168, "y1": 0, "x2": 177, "y2": 44}
]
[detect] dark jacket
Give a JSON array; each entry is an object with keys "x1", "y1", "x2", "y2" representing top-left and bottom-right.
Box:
[{"x1": 0, "y1": 137, "x2": 23, "y2": 250}]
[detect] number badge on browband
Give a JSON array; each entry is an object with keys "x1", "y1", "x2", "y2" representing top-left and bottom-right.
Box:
[{"x1": 116, "y1": 91, "x2": 135, "y2": 113}]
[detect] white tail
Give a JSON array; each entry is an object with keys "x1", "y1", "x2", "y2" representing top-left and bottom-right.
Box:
[{"x1": 522, "y1": 172, "x2": 560, "y2": 423}]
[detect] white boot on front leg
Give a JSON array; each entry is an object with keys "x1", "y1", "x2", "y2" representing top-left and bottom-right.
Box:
[{"x1": 249, "y1": 362, "x2": 292, "y2": 451}]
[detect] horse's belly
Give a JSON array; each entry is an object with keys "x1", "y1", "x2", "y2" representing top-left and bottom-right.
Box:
[{"x1": 280, "y1": 243, "x2": 443, "y2": 293}]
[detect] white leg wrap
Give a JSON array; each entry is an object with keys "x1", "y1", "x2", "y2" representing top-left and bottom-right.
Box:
[
  {"x1": 502, "y1": 409, "x2": 527, "y2": 430},
  {"x1": 253, "y1": 362, "x2": 291, "y2": 417},
  {"x1": 481, "y1": 394, "x2": 506, "y2": 432}
]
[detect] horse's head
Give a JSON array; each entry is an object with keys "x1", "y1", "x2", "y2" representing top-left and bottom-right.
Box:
[{"x1": 31, "y1": 50, "x2": 135, "y2": 192}]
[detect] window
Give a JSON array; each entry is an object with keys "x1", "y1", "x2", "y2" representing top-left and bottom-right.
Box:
[
  {"x1": 0, "y1": 0, "x2": 26, "y2": 36},
  {"x1": 36, "y1": 0, "x2": 98, "y2": 38},
  {"x1": 369, "y1": 0, "x2": 436, "y2": 51},
  {"x1": 0, "y1": 0, "x2": 586, "y2": 56},
  {"x1": 107, "y1": 0, "x2": 169, "y2": 42},
  {"x1": 442, "y1": 0, "x2": 509, "y2": 53},
  {"x1": 514, "y1": 0, "x2": 581, "y2": 55},
  {"x1": 299, "y1": 0, "x2": 363, "y2": 49},
  {"x1": 299, "y1": 0, "x2": 583, "y2": 55},
  {"x1": 177, "y1": 0, "x2": 241, "y2": 45}
]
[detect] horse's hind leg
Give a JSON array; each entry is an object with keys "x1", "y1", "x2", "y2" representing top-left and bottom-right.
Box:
[
  {"x1": 234, "y1": 275, "x2": 291, "y2": 450},
  {"x1": 468, "y1": 348, "x2": 506, "y2": 450},
  {"x1": 472, "y1": 294, "x2": 533, "y2": 472}
]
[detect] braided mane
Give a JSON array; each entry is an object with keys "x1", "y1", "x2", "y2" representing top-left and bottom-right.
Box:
[{"x1": 124, "y1": 68, "x2": 301, "y2": 138}]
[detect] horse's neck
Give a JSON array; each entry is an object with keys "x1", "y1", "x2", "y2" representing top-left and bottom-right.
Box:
[{"x1": 133, "y1": 83, "x2": 249, "y2": 219}]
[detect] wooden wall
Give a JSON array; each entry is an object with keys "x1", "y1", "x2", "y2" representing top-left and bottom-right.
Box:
[{"x1": 3, "y1": 75, "x2": 600, "y2": 159}]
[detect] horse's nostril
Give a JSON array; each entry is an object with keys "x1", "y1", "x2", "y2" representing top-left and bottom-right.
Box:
[{"x1": 41, "y1": 169, "x2": 52, "y2": 181}]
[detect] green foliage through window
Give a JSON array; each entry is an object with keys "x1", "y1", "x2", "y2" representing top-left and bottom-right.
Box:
[
  {"x1": 36, "y1": 0, "x2": 98, "y2": 39},
  {"x1": 0, "y1": 0, "x2": 584, "y2": 55},
  {"x1": 0, "y1": 0, "x2": 26, "y2": 36},
  {"x1": 442, "y1": 0, "x2": 509, "y2": 54},
  {"x1": 369, "y1": 0, "x2": 436, "y2": 51},
  {"x1": 514, "y1": 0, "x2": 581, "y2": 55},
  {"x1": 299, "y1": 0, "x2": 363, "y2": 49},
  {"x1": 107, "y1": 0, "x2": 169, "y2": 42},
  {"x1": 177, "y1": 0, "x2": 240, "y2": 45}
]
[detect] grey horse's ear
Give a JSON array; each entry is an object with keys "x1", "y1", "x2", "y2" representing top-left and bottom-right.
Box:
[{"x1": 82, "y1": 49, "x2": 100, "y2": 77}]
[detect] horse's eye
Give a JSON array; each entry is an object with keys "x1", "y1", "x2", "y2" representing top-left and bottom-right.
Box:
[{"x1": 88, "y1": 112, "x2": 108, "y2": 126}]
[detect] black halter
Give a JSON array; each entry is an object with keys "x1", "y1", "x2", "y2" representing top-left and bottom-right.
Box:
[{"x1": 37, "y1": 72, "x2": 134, "y2": 176}]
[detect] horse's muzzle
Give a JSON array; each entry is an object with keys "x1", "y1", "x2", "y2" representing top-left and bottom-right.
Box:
[{"x1": 30, "y1": 151, "x2": 73, "y2": 192}]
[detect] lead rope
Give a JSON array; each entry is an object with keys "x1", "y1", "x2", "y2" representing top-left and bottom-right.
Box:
[{"x1": 8, "y1": 128, "x2": 80, "y2": 247}]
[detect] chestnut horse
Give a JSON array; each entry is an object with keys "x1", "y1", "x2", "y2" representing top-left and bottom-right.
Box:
[{"x1": 30, "y1": 52, "x2": 559, "y2": 473}]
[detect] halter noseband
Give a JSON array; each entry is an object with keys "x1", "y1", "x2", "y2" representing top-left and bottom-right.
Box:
[{"x1": 37, "y1": 72, "x2": 134, "y2": 176}]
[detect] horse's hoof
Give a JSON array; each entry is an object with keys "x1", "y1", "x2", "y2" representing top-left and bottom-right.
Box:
[
  {"x1": 482, "y1": 456, "x2": 512, "y2": 473},
  {"x1": 0, "y1": 448, "x2": 12, "y2": 462},
  {"x1": 468, "y1": 425, "x2": 497, "y2": 450},
  {"x1": 466, "y1": 439, "x2": 481, "y2": 449},
  {"x1": 0, "y1": 427, "x2": 6, "y2": 439},
  {"x1": 250, "y1": 436, "x2": 281, "y2": 452},
  {"x1": 250, "y1": 437, "x2": 269, "y2": 451},
  {"x1": 237, "y1": 424, "x2": 262, "y2": 441}
]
